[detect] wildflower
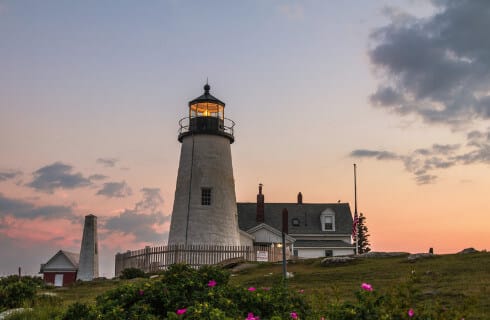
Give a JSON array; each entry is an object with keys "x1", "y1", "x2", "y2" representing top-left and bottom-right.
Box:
[
  {"x1": 262, "y1": 287, "x2": 270, "y2": 291},
  {"x1": 176, "y1": 308, "x2": 187, "y2": 315},
  {"x1": 408, "y1": 309, "x2": 414, "y2": 317},
  {"x1": 246, "y1": 312, "x2": 260, "y2": 320},
  {"x1": 138, "y1": 289, "x2": 144, "y2": 295},
  {"x1": 248, "y1": 287, "x2": 256, "y2": 291},
  {"x1": 298, "y1": 289, "x2": 304, "y2": 293},
  {"x1": 290, "y1": 311, "x2": 298, "y2": 319},
  {"x1": 361, "y1": 283, "x2": 373, "y2": 291},
  {"x1": 208, "y1": 279, "x2": 217, "y2": 287}
]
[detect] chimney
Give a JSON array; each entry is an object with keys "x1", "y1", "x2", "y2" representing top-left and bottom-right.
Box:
[
  {"x1": 256, "y1": 183, "x2": 265, "y2": 223},
  {"x1": 297, "y1": 192, "x2": 303, "y2": 204}
]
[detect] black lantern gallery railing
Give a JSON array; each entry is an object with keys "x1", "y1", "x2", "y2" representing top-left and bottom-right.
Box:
[{"x1": 178, "y1": 116, "x2": 235, "y2": 143}]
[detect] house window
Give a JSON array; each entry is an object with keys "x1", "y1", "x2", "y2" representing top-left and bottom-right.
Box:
[
  {"x1": 293, "y1": 249, "x2": 298, "y2": 257},
  {"x1": 201, "y1": 188, "x2": 212, "y2": 205},
  {"x1": 320, "y1": 208, "x2": 336, "y2": 231},
  {"x1": 325, "y1": 250, "x2": 333, "y2": 257},
  {"x1": 323, "y1": 216, "x2": 333, "y2": 231}
]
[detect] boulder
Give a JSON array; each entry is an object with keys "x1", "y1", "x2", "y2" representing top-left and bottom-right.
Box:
[
  {"x1": 321, "y1": 256, "x2": 355, "y2": 266},
  {"x1": 0, "y1": 308, "x2": 32, "y2": 320},
  {"x1": 358, "y1": 252, "x2": 409, "y2": 258},
  {"x1": 458, "y1": 247, "x2": 479, "y2": 254},
  {"x1": 217, "y1": 257, "x2": 245, "y2": 269},
  {"x1": 407, "y1": 253, "x2": 434, "y2": 262}
]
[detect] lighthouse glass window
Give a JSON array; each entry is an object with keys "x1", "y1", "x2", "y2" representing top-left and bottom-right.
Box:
[{"x1": 201, "y1": 188, "x2": 212, "y2": 206}]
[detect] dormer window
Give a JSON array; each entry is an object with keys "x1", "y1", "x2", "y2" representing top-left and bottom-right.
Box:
[{"x1": 320, "y1": 208, "x2": 335, "y2": 231}]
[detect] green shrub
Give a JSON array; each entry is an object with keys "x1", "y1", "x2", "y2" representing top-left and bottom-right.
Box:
[
  {"x1": 61, "y1": 302, "x2": 99, "y2": 320},
  {"x1": 119, "y1": 267, "x2": 147, "y2": 279},
  {"x1": 0, "y1": 280, "x2": 37, "y2": 310}
]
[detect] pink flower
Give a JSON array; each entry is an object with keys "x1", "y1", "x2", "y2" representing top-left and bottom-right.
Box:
[
  {"x1": 408, "y1": 308, "x2": 414, "y2": 317},
  {"x1": 208, "y1": 279, "x2": 217, "y2": 287},
  {"x1": 290, "y1": 311, "x2": 298, "y2": 319},
  {"x1": 298, "y1": 289, "x2": 304, "y2": 294},
  {"x1": 248, "y1": 287, "x2": 256, "y2": 291},
  {"x1": 138, "y1": 289, "x2": 144, "y2": 295},
  {"x1": 262, "y1": 287, "x2": 270, "y2": 291},
  {"x1": 176, "y1": 308, "x2": 187, "y2": 315},
  {"x1": 361, "y1": 283, "x2": 373, "y2": 291},
  {"x1": 246, "y1": 312, "x2": 259, "y2": 320}
]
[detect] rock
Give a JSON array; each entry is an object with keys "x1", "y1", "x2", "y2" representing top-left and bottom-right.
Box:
[
  {"x1": 407, "y1": 253, "x2": 434, "y2": 262},
  {"x1": 217, "y1": 257, "x2": 245, "y2": 269},
  {"x1": 459, "y1": 247, "x2": 479, "y2": 254},
  {"x1": 357, "y1": 252, "x2": 409, "y2": 258},
  {"x1": 0, "y1": 308, "x2": 32, "y2": 320},
  {"x1": 230, "y1": 263, "x2": 258, "y2": 273},
  {"x1": 321, "y1": 256, "x2": 355, "y2": 266},
  {"x1": 149, "y1": 275, "x2": 160, "y2": 279}
]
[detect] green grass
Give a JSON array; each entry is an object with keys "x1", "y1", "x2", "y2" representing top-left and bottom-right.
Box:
[
  {"x1": 11, "y1": 252, "x2": 489, "y2": 319},
  {"x1": 229, "y1": 252, "x2": 490, "y2": 318}
]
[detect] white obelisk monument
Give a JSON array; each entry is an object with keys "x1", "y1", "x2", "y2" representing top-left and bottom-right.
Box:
[{"x1": 77, "y1": 214, "x2": 99, "y2": 280}]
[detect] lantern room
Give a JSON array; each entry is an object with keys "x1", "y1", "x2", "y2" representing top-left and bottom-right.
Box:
[{"x1": 178, "y1": 83, "x2": 235, "y2": 143}]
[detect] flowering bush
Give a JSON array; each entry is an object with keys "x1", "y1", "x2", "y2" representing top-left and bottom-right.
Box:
[{"x1": 77, "y1": 264, "x2": 308, "y2": 319}]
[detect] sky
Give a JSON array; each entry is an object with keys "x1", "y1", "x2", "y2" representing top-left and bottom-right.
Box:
[{"x1": 1, "y1": 0, "x2": 489, "y2": 277}]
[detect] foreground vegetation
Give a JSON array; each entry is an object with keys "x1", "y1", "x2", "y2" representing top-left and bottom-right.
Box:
[{"x1": 2, "y1": 252, "x2": 489, "y2": 319}]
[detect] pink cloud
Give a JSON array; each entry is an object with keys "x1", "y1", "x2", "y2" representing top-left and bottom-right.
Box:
[{"x1": 1, "y1": 216, "x2": 81, "y2": 248}]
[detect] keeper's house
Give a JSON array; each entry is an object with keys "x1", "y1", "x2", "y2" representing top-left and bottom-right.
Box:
[{"x1": 237, "y1": 185, "x2": 355, "y2": 258}]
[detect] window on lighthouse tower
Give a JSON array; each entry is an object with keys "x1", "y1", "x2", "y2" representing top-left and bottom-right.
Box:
[{"x1": 201, "y1": 188, "x2": 212, "y2": 206}]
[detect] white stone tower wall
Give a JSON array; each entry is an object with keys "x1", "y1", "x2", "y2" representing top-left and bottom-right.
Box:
[
  {"x1": 168, "y1": 134, "x2": 241, "y2": 245},
  {"x1": 77, "y1": 214, "x2": 99, "y2": 281}
]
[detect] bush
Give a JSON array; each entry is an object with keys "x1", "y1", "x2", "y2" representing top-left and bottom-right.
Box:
[
  {"x1": 92, "y1": 264, "x2": 309, "y2": 319},
  {"x1": 61, "y1": 302, "x2": 99, "y2": 320},
  {"x1": 0, "y1": 279, "x2": 37, "y2": 311},
  {"x1": 119, "y1": 267, "x2": 147, "y2": 279}
]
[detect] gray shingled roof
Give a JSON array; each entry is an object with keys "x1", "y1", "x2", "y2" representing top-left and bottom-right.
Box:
[
  {"x1": 61, "y1": 250, "x2": 80, "y2": 268},
  {"x1": 294, "y1": 240, "x2": 354, "y2": 248},
  {"x1": 237, "y1": 203, "x2": 353, "y2": 235}
]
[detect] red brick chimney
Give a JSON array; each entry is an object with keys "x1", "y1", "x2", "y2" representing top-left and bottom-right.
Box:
[
  {"x1": 297, "y1": 192, "x2": 303, "y2": 204},
  {"x1": 256, "y1": 183, "x2": 265, "y2": 223}
]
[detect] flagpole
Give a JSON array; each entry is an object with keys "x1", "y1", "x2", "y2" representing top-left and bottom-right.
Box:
[{"x1": 354, "y1": 163, "x2": 358, "y2": 255}]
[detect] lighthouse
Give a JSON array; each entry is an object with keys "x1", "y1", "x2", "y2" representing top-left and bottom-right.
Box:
[{"x1": 168, "y1": 84, "x2": 241, "y2": 246}]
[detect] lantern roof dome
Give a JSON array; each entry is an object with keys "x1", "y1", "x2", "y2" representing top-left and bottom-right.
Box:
[{"x1": 188, "y1": 83, "x2": 225, "y2": 107}]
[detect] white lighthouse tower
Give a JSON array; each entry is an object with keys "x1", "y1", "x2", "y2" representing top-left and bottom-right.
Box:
[{"x1": 168, "y1": 83, "x2": 241, "y2": 246}]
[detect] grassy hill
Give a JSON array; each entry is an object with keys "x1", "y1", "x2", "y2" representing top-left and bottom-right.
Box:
[{"x1": 35, "y1": 252, "x2": 489, "y2": 319}]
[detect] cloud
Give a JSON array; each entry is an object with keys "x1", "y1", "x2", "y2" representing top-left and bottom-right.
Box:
[
  {"x1": 0, "y1": 170, "x2": 22, "y2": 182},
  {"x1": 277, "y1": 3, "x2": 304, "y2": 20},
  {"x1": 369, "y1": 0, "x2": 490, "y2": 127},
  {"x1": 96, "y1": 158, "x2": 118, "y2": 167},
  {"x1": 349, "y1": 150, "x2": 399, "y2": 160},
  {"x1": 27, "y1": 162, "x2": 92, "y2": 193},
  {"x1": 0, "y1": 193, "x2": 74, "y2": 220},
  {"x1": 104, "y1": 188, "x2": 170, "y2": 243},
  {"x1": 351, "y1": 129, "x2": 490, "y2": 184},
  {"x1": 89, "y1": 174, "x2": 108, "y2": 181},
  {"x1": 96, "y1": 181, "x2": 132, "y2": 198}
]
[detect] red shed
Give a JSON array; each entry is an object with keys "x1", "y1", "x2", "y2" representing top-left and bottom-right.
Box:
[{"x1": 40, "y1": 250, "x2": 79, "y2": 287}]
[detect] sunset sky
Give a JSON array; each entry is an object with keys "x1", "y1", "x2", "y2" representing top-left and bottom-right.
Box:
[{"x1": 1, "y1": 0, "x2": 489, "y2": 277}]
